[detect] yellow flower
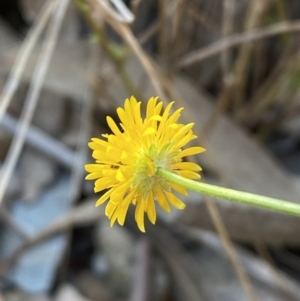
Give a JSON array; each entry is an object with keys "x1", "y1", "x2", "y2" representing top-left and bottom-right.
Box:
[{"x1": 85, "y1": 96, "x2": 205, "y2": 232}]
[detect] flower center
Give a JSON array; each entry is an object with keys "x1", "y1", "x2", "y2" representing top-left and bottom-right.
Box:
[{"x1": 131, "y1": 143, "x2": 172, "y2": 198}]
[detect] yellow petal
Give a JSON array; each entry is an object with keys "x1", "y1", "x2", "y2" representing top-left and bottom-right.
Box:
[
  {"x1": 94, "y1": 177, "x2": 115, "y2": 192},
  {"x1": 169, "y1": 182, "x2": 188, "y2": 196},
  {"x1": 116, "y1": 169, "x2": 125, "y2": 181},
  {"x1": 133, "y1": 101, "x2": 142, "y2": 127},
  {"x1": 143, "y1": 127, "x2": 156, "y2": 136},
  {"x1": 105, "y1": 200, "x2": 118, "y2": 218},
  {"x1": 149, "y1": 115, "x2": 162, "y2": 122},
  {"x1": 174, "y1": 131, "x2": 197, "y2": 149},
  {"x1": 117, "y1": 107, "x2": 131, "y2": 128},
  {"x1": 130, "y1": 95, "x2": 138, "y2": 106},
  {"x1": 117, "y1": 190, "x2": 135, "y2": 225},
  {"x1": 156, "y1": 102, "x2": 174, "y2": 137},
  {"x1": 165, "y1": 191, "x2": 186, "y2": 210},
  {"x1": 85, "y1": 164, "x2": 105, "y2": 172},
  {"x1": 167, "y1": 107, "x2": 183, "y2": 124},
  {"x1": 85, "y1": 172, "x2": 103, "y2": 180},
  {"x1": 121, "y1": 151, "x2": 128, "y2": 159},
  {"x1": 156, "y1": 188, "x2": 171, "y2": 212},
  {"x1": 178, "y1": 147, "x2": 206, "y2": 158},
  {"x1": 95, "y1": 189, "x2": 113, "y2": 207},
  {"x1": 110, "y1": 181, "x2": 129, "y2": 203},
  {"x1": 172, "y1": 123, "x2": 194, "y2": 140},
  {"x1": 110, "y1": 210, "x2": 119, "y2": 227},
  {"x1": 135, "y1": 201, "x2": 145, "y2": 232},
  {"x1": 107, "y1": 116, "x2": 122, "y2": 136},
  {"x1": 146, "y1": 192, "x2": 156, "y2": 224},
  {"x1": 172, "y1": 162, "x2": 202, "y2": 172},
  {"x1": 177, "y1": 170, "x2": 201, "y2": 180},
  {"x1": 154, "y1": 101, "x2": 163, "y2": 116},
  {"x1": 89, "y1": 138, "x2": 109, "y2": 148},
  {"x1": 124, "y1": 98, "x2": 132, "y2": 117},
  {"x1": 146, "y1": 97, "x2": 158, "y2": 118}
]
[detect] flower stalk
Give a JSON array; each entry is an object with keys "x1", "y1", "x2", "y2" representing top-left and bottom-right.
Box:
[
  {"x1": 157, "y1": 168, "x2": 300, "y2": 216},
  {"x1": 85, "y1": 96, "x2": 300, "y2": 232}
]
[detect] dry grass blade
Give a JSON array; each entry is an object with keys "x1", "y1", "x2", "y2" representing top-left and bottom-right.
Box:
[
  {"x1": 98, "y1": 0, "x2": 134, "y2": 23},
  {"x1": 0, "y1": 0, "x2": 69, "y2": 205},
  {"x1": 237, "y1": 55, "x2": 290, "y2": 125},
  {"x1": 158, "y1": 0, "x2": 167, "y2": 67},
  {"x1": 88, "y1": 0, "x2": 168, "y2": 100},
  {"x1": 202, "y1": 77, "x2": 235, "y2": 135},
  {"x1": 232, "y1": 0, "x2": 270, "y2": 109},
  {"x1": 148, "y1": 223, "x2": 207, "y2": 301},
  {"x1": 109, "y1": 0, "x2": 135, "y2": 23},
  {"x1": 221, "y1": 0, "x2": 235, "y2": 74},
  {"x1": 114, "y1": 24, "x2": 167, "y2": 100},
  {"x1": 0, "y1": 0, "x2": 57, "y2": 123},
  {"x1": 254, "y1": 242, "x2": 298, "y2": 301},
  {"x1": 171, "y1": 0, "x2": 184, "y2": 65},
  {"x1": 68, "y1": 44, "x2": 95, "y2": 201},
  {"x1": 1, "y1": 114, "x2": 75, "y2": 167},
  {"x1": 137, "y1": 19, "x2": 159, "y2": 46},
  {"x1": 130, "y1": 0, "x2": 142, "y2": 15},
  {"x1": 184, "y1": 229, "x2": 300, "y2": 301},
  {"x1": 177, "y1": 20, "x2": 300, "y2": 68},
  {"x1": 129, "y1": 238, "x2": 150, "y2": 301},
  {"x1": 74, "y1": 0, "x2": 141, "y2": 98},
  {"x1": 185, "y1": 3, "x2": 215, "y2": 32},
  {"x1": 203, "y1": 196, "x2": 258, "y2": 301},
  {"x1": 202, "y1": 0, "x2": 236, "y2": 135}
]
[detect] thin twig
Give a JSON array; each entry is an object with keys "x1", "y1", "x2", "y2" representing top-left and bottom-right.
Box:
[
  {"x1": 130, "y1": 0, "x2": 142, "y2": 16},
  {"x1": 137, "y1": 20, "x2": 159, "y2": 46},
  {"x1": 158, "y1": 0, "x2": 167, "y2": 68},
  {"x1": 221, "y1": 0, "x2": 235, "y2": 75},
  {"x1": 200, "y1": 0, "x2": 237, "y2": 134},
  {"x1": 185, "y1": 3, "x2": 215, "y2": 32},
  {"x1": 101, "y1": 0, "x2": 134, "y2": 23},
  {"x1": 56, "y1": 45, "x2": 94, "y2": 281},
  {"x1": 129, "y1": 238, "x2": 150, "y2": 301},
  {"x1": 68, "y1": 46, "x2": 94, "y2": 201},
  {"x1": 1, "y1": 114, "x2": 75, "y2": 167},
  {"x1": 232, "y1": 0, "x2": 270, "y2": 109},
  {"x1": 88, "y1": 0, "x2": 168, "y2": 100},
  {"x1": 0, "y1": 0, "x2": 56, "y2": 123},
  {"x1": 169, "y1": 0, "x2": 184, "y2": 76},
  {"x1": 203, "y1": 196, "x2": 258, "y2": 301},
  {"x1": 202, "y1": 75, "x2": 235, "y2": 135},
  {"x1": 147, "y1": 223, "x2": 207, "y2": 301},
  {"x1": 110, "y1": 17, "x2": 168, "y2": 100},
  {"x1": 177, "y1": 20, "x2": 300, "y2": 68},
  {"x1": 73, "y1": 0, "x2": 142, "y2": 99},
  {"x1": 254, "y1": 242, "x2": 298, "y2": 301},
  {"x1": 0, "y1": 0, "x2": 69, "y2": 205},
  {"x1": 237, "y1": 55, "x2": 291, "y2": 125},
  {"x1": 186, "y1": 229, "x2": 300, "y2": 301}
]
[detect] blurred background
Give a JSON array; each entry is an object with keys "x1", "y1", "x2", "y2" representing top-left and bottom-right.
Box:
[{"x1": 0, "y1": 0, "x2": 300, "y2": 300}]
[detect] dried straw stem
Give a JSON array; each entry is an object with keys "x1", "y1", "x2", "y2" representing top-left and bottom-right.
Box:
[
  {"x1": 0, "y1": 0, "x2": 69, "y2": 205},
  {"x1": 177, "y1": 20, "x2": 300, "y2": 68}
]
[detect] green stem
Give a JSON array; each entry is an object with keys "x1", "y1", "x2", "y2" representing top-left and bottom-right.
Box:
[{"x1": 157, "y1": 168, "x2": 300, "y2": 216}]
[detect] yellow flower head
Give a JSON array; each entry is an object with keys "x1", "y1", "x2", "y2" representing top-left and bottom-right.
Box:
[{"x1": 85, "y1": 96, "x2": 205, "y2": 232}]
